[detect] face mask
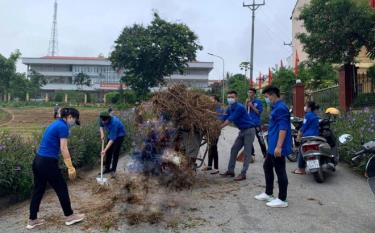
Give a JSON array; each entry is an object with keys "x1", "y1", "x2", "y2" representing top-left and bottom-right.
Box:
[
  {"x1": 265, "y1": 97, "x2": 271, "y2": 105},
  {"x1": 227, "y1": 98, "x2": 235, "y2": 105}
]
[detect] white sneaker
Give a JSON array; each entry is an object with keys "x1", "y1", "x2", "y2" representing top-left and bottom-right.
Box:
[
  {"x1": 266, "y1": 198, "x2": 288, "y2": 208},
  {"x1": 254, "y1": 192, "x2": 274, "y2": 202}
]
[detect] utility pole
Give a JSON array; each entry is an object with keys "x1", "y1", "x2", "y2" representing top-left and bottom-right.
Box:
[{"x1": 243, "y1": 0, "x2": 265, "y2": 87}]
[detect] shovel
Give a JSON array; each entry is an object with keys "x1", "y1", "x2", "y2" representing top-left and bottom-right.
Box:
[{"x1": 96, "y1": 140, "x2": 109, "y2": 185}]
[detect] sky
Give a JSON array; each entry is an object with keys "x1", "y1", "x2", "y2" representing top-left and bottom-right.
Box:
[{"x1": 0, "y1": 0, "x2": 296, "y2": 80}]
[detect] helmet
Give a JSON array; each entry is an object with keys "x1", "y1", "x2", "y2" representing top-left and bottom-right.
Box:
[{"x1": 325, "y1": 107, "x2": 340, "y2": 115}]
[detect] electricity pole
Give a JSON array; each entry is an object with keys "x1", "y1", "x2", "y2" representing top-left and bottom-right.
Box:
[{"x1": 243, "y1": 0, "x2": 265, "y2": 87}]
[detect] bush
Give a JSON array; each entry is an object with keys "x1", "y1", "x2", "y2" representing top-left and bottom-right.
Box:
[
  {"x1": 352, "y1": 93, "x2": 375, "y2": 108},
  {"x1": 0, "y1": 116, "x2": 134, "y2": 202},
  {"x1": 333, "y1": 108, "x2": 375, "y2": 173},
  {"x1": 106, "y1": 92, "x2": 120, "y2": 104}
]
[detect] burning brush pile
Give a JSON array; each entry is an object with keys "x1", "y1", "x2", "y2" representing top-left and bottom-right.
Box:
[{"x1": 127, "y1": 85, "x2": 222, "y2": 188}]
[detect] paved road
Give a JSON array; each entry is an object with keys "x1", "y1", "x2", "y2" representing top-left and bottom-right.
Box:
[{"x1": 1, "y1": 126, "x2": 374, "y2": 233}]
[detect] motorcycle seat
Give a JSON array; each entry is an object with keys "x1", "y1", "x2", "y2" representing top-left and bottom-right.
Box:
[{"x1": 301, "y1": 136, "x2": 327, "y2": 143}]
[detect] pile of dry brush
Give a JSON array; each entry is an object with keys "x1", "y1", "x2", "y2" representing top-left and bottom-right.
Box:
[{"x1": 152, "y1": 84, "x2": 222, "y2": 141}]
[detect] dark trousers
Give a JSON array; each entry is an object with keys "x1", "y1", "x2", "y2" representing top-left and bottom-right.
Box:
[
  {"x1": 252, "y1": 126, "x2": 267, "y2": 157},
  {"x1": 29, "y1": 156, "x2": 73, "y2": 220},
  {"x1": 263, "y1": 155, "x2": 288, "y2": 201},
  {"x1": 208, "y1": 138, "x2": 219, "y2": 169},
  {"x1": 105, "y1": 136, "x2": 125, "y2": 172}
]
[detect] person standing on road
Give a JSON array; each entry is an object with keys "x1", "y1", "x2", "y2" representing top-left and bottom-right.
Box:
[
  {"x1": 246, "y1": 88, "x2": 267, "y2": 161},
  {"x1": 292, "y1": 101, "x2": 320, "y2": 175},
  {"x1": 99, "y1": 111, "x2": 126, "y2": 176},
  {"x1": 27, "y1": 108, "x2": 85, "y2": 229},
  {"x1": 202, "y1": 95, "x2": 223, "y2": 175},
  {"x1": 255, "y1": 86, "x2": 292, "y2": 208},
  {"x1": 220, "y1": 91, "x2": 256, "y2": 181}
]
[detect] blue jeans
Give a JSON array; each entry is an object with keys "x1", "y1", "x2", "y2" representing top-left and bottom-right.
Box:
[{"x1": 297, "y1": 146, "x2": 306, "y2": 169}]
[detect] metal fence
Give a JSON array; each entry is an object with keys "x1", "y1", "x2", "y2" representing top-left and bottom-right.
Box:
[
  {"x1": 357, "y1": 72, "x2": 373, "y2": 95},
  {"x1": 307, "y1": 85, "x2": 339, "y2": 111}
]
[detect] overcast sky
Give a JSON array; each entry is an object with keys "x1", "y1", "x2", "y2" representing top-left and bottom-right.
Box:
[{"x1": 0, "y1": 0, "x2": 296, "y2": 80}]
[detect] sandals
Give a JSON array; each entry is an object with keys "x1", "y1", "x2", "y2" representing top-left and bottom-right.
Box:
[{"x1": 292, "y1": 169, "x2": 306, "y2": 175}]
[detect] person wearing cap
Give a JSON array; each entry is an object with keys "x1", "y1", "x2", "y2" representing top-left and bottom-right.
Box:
[
  {"x1": 27, "y1": 108, "x2": 85, "y2": 229},
  {"x1": 99, "y1": 111, "x2": 126, "y2": 175}
]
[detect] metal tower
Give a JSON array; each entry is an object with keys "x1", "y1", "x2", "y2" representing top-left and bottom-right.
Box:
[{"x1": 48, "y1": 0, "x2": 58, "y2": 56}]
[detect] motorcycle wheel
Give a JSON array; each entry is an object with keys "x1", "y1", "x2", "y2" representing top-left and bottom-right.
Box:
[{"x1": 313, "y1": 168, "x2": 325, "y2": 183}]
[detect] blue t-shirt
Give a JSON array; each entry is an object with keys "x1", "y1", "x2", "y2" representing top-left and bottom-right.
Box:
[
  {"x1": 267, "y1": 100, "x2": 292, "y2": 157},
  {"x1": 247, "y1": 98, "x2": 263, "y2": 126},
  {"x1": 301, "y1": 111, "x2": 320, "y2": 137},
  {"x1": 37, "y1": 119, "x2": 69, "y2": 159},
  {"x1": 100, "y1": 116, "x2": 126, "y2": 141},
  {"x1": 222, "y1": 102, "x2": 256, "y2": 129},
  {"x1": 215, "y1": 104, "x2": 224, "y2": 121}
]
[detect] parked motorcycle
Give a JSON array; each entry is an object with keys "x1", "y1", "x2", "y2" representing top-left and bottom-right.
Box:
[
  {"x1": 289, "y1": 116, "x2": 304, "y2": 162},
  {"x1": 340, "y1": 134, "x2": 375, "y2": 196},
  {"x1": 299, "y1": 108, "x2": 340, "y2": 183}
]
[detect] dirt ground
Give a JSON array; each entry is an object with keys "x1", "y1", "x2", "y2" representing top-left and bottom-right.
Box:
[
  {"x1": 0, "y1": 107, "x2": 105, "y2": 137},
  {"x1": 0, "y1": 127, "x2": 375, "y2": 233}
]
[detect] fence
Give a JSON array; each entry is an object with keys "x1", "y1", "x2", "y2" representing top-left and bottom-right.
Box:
[
  {"x1": 352, "y1": 72, "x2": 375, "y2": 108},
  {"x1": 307, "y1": 85, "x2": 339, "y2": 111}
]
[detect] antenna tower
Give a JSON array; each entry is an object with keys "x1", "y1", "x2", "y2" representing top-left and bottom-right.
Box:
[{"x1": 48, "y1": 0, "x2": 58, "y2": 56}]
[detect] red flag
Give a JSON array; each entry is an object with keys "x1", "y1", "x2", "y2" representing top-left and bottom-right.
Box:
[
  {"x1": 280, "y1": 59, "x2": 284, "y2": 69},
  {"x1": 294, "y1": 50, "x2": 300, "y2": 77},
  {"x1": 268, "y1": 68, "x2": 273, "y2": 85},
  {"x1": 370, "y1": 0, "x2": 375, "y2": 9}
]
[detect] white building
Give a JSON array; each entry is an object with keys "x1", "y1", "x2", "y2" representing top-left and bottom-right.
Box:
[
  {"x1": 291, "y1": 0, "x2": 310, "y2": 68},
  {"x1": 22, "y1": 56, "x2": 213, "y2": 96}
]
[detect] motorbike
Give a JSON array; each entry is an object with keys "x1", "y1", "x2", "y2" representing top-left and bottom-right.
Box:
[
  {"x1": 289, "y1": 116, "x2": 304, "y2": 162},
  {"x1": 300, "y1": 111, "x2": 340, "y2": 183},
  {"x1": 340, "y1": 134, "x2": 375, "y2": 196}
]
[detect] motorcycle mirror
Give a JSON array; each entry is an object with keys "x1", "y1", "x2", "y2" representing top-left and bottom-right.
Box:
[{"x1": 339, "y1": 134, "x2": 353, "y2": 144}]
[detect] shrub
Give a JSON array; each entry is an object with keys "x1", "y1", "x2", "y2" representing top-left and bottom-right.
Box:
[
  {"x1": 0, "y1": 115, "x2": 134, "y2": 202},
  {"x1": 352, "y1": 93, "x2": 375, "y2": 108},
  {"x1": 106, "y1": 92, "x2": 120, "y2": 104},
  {"x1": 334, "y1": 108, "x2": 375, "y2": 173}
]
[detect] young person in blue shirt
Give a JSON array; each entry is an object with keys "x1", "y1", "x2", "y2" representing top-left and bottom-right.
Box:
[
  {"x1": 99, "y1": 111, "x2": 126, "y2": 175},
  {"x1": 27, "y1": 108, "x2": 85, "y2": 229},
  {"x1": 220, "y1": 91, "x2": 256, "y2": 181},
  {"x1": 255, "y1": 86, "x2": 292, "y2": 208},
  {"x1": 246, "y1": 88, "x2": 267, "y2": 161},
  {"x1": 202, "y1": 95, "x2": 223, "y2": 174},
  {"x1": 292, "y1": 101, "x2": 320, "y2": 175}
]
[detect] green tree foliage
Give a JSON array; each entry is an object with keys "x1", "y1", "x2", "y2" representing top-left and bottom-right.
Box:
[
  {"x1": 73, "y1": 72, "x2": 91, "y2": 90},
  {"x1": 28, "y1": 70, "x2": 47, "y2": 98},
  {"x1": 227, "y1": 74, "x2": 249, "y2": 103},
  {"x1": 110, "y1": 13, "x2": 203, "y2": 97},
  {"x1": 0, "y1": 51, "x2": 46, "y2": 101},
  {"x1": 298, "y1": 62, "x2": 338, "y2": 90},
  {"x1": 0, "y1": 50, "x2": 21, "y2": 100},
  {"x1": 271, "y1": 68, "x2": 296, "y2": 103},
  {"x1": 298, "y1": 0, "x2": 374, "y2": 65}
]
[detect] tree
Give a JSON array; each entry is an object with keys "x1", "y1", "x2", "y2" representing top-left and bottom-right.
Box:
[
  {"x1": 297, "y1": 0, "x2": 374, "y2": 65},
  {"x1": 28, "y1": 70, "x2": 46, "y2": 98},
  {"x1": 227, "y1": 74, "x2": 249, "y2": 103},
  {"x1": 298, "y1": 62, "x2": 338, "y2": 90},
  {"x1": 239, "y1": 62, "x2": 250, "y2": 77},
  {"x1": 0, "y1": 50, "x2": 21, "y2": 101},
  {"x1": 73, "y1": 72, "x2": 91, "y2": 90},
  {"x1": 271, "y1": 68, "x2": 296, "y2": 104},
  {"x1": 110, "y1": 13, "x2": 203, "y2": 97}
]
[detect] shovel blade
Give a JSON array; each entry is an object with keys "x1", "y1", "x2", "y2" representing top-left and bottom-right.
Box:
[{"x1": 96, "y1": 177, "x2": 108, "y2": 185}]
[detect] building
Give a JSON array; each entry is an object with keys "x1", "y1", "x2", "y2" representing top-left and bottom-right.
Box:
[
  {"x1": 291, "y1": 0, "x2": 310, "y2": 68},
  {"x1": 22, "y1": 56, "x2": 213, "y2": 101}
]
